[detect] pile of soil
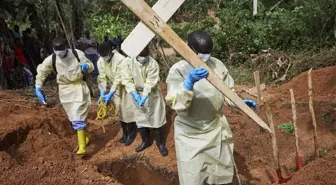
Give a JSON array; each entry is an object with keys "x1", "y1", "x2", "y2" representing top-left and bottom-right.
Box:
[
  {"x1": 286, "y1": 149, "x2": 336, "y2": 185},
  {"x1": 0, "y1": 67, "x2": 335, "y2": 185},
  {"x1": 279, "y1": 66, "x2": 336, "y2": 101}
]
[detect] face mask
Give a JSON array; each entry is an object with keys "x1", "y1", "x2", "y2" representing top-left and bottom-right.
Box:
[
  {"x1": 198, "y1": 53, "x2": 211, "y2": 62},
  {"x1": 102, "y1": 55, "x2": 112, "y2": 62},
  {"x1": 54, "y1": 49, "x2": 68, "y2": 58},
  {"x1": 136, "y1": 56, "x2": 148, "y2": 63}
]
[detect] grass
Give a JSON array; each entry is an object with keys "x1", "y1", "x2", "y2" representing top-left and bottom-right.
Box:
[
  {"x1": 321, "y1": 112, "x2": 331, "y2": 123},
  {"x1": 304, "y1": 154, "x2": 314, "y2": 164},
  {"x1": 229, "y1": 65, "x2": 255, "y2": 85},
  {"x1": 319, "y1": 147, "x2": 330, "y2": 157},
  {"x1": 279, "y1": 122, "x2": 294, "y2": 133}
]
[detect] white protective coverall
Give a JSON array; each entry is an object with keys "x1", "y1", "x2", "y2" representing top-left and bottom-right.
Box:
[
  {"x1": 36, "y1": 49, "x2": 94, "y2": 123},
  {"x1": 165, "y1": 57, "x2": 236, "y2": 185},
  {"x1": 97, "y1": 52, "x2": 135, "y2": 123},
  {"x1": 121, "y1": 57, "x2": 166, "y2": 128}
]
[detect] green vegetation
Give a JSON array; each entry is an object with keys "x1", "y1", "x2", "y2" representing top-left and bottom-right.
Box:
[
  {"x1": 319, "y1": 147, "x2": 330, "y2": 157},
  {"x1": 2, "y1": 0, "x2": 336, "y2": 84},
  {"x1": 279, "y1": 122, "x2": 294, "y2": 133}
]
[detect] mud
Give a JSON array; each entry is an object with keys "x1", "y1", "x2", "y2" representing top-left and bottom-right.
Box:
[
  {"x1": 98, "y1": 157, "x2": 179, "y2": 185},
  {"x1": 0, "y1": 67, "x2": 336, "y2": 185}
]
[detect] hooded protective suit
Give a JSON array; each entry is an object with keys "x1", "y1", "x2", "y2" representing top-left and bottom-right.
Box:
[
  {"x1": 36, "y1": 49, "x2": 94, "y2": 124},
  {"x1": 121, "y1": 56, "x2": 166, "y2": 128},
  {"x1": 97, "y1": 52, "x2": 135, "y2": 122},
  {"x1": 165, "y1": 57, "x2": 236, "y2": 185}
]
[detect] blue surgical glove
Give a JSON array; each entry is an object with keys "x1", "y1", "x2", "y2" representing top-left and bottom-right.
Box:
[
  {"x1": 99, "y1": 89, "x2": 105, "y2": 101},
  {"x1": 139, "y1": 95, "x2": 148, "y2": 106},
  {"x1": 35, "y1": 87, "x2": 46, "y2": 104},
  {"x1": 131, "y1": 91, "x2": 141, "y2": 106},
  {"x1": 103, "y1": 90, "x2": 115, "y2": 105},
  {"x1": 244, "y1": 99, "x2": 257, "y2": 109},
  {"x1": 80, "y1": 63, "x2": 89, "y2": 72},
  {"x1": 184, "y1": 68, "x2": 209, "y2": 90}
]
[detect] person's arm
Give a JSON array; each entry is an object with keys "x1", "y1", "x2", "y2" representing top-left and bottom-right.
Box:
[
  {"x1": 220, "y1": 65, "x2": 236, "y2": 108},
  {"x1": 110, "y1": 55, "x2": 126, "y2": 92},
  {"x1": 35, "y1": 56, "x2": 53, "y2": 87},
  {"x1": 165, "y1": 64, "x2": 193, "y2": 111},
  {"x1": 120, "y1": 58, "x2": 136, "y2": 93},
  {"x1": 77, "y1": 49, "x2": 94, "y2": 73},
  {"x1": 97, "y1": 58, "x2": 107, "y2": 91},
  {"x1": 142, "y1": 58, "x2": 160, "y2": 96}
]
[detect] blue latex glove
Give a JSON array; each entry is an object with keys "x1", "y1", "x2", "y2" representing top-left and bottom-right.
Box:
[
  {"x1": 131, "y1": 91, "x2": 141, "y2": 106},
  {"x1": 35, "y1": 87, "x2": 46, "y2": 104},
  {"x1": 139, "y1": 95, "x2": 148, "y2": 106},
  {"x1": 244, "y1": 99, "x2": 257, "y2": 109},
  {"x1": 184, "y1": 68, "x2": 209, "y2": 90},
  {"x1": 99, "y1": 89, "x2": 105, "y2": 101},
  {"x1": 80, "y1": 63, "x2": 89, "y2": 72},
  {"x1": 103, "y1": 90, "x2": 115, "y2": 105}
]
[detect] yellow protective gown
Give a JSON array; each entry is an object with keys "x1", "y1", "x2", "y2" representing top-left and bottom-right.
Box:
[
  {"x1": 97, "y1": 53, "x2": 135, "y2": 123},
  {"x1": 121, "y1": 57, "x2": 166, "y2": 128},
  {"x1": 36, "y1": 49, "x2": 94, "y2": 121},
  {"x1": 165, "y1": 57, "x2": 236, "y2": 185}
]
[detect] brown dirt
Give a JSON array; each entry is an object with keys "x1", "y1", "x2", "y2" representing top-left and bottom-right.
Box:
[{"x1": 0, "y1": 67, "x2": 336, "y2": 185}]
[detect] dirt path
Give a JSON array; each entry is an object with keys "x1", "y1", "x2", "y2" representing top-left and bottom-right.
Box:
[{"x1": 0, "y1": 67, "x2": 336, "y2": 185}]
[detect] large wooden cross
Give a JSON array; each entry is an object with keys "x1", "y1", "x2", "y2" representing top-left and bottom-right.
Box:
[
  {"x1": 121, "y1": 0, "x2": 186, "y2": 57},
  {"x1": 121, "y1": 0, "x2": 271, "y2": 132}
]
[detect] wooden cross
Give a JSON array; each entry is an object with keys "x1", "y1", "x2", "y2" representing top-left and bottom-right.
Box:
[
  {"x1": 120, "y1": 0, "x2": 271, "y2": 132},
  {"x1": 121, "y1": 0, "x2": 186, "y2": 57}
]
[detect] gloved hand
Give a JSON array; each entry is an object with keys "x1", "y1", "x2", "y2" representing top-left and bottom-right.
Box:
[
  {"x1": 131, "y1": 91, "x2": 141, "y2": 106},
  {"x1": 99, "y1": 89, "x2": 105, "y2": 101},
  {"x1": 80, "y1": 63, "x2": 89, "y2": 72},
  {"x1": 35, "y1": 87, "x2": 46, "y2": 104},
  {"x1": 103, "y1": 90, "x2": 115, "y2": 105},
  {"x1": 244, "y1": 99, "x2": 257, "y2": 109},
  {"x1": 184, "y1": 68, "x2": 209, "y2": 90},
  {"x1": 139, "y1": 95, "x2": 148, "y2": 106}
]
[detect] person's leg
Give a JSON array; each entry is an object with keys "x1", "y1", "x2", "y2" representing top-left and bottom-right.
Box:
[
  {"x1": 72, "y1": 121, "x2": 89, "y2": 155},
  {"x1": 135, "y1": 126, "x2": 150, "y2": 152},
  {"x1": 119, "y1": 121, "x2": 128, "y2": 143},
  {"x1": 155, "y1": 127, "x2": 168, "y2": 156},
  {"x1": 23, "y1": 66, "x2": 34, "y2": 87},
  {"x1": 125, "y1": 122, "x2": 137, "y2": 146}
]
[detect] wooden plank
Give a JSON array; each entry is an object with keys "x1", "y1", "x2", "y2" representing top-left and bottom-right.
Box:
[
  {"x1": 253, "y1": 71, "x2": 262, "y2": 105},
  {"x1": 266, "y1": 102, "x2": 280, "y2": 172},
  {"x1": 121, "y1": 0, "x2": 186, "y2": 57},
  {"x1": 308, "y1": 68, "x2": 319, "y2": 158},
  {"x1": 290, "y1": 89, "x2": 303, "y2": 169},
  {"x1": 120, "y1": 0, "x2": 271, "y2": 132}
]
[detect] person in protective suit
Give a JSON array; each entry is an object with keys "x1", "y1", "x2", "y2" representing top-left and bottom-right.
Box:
[
  {"x1": 121, "y1": 46, "x2": 168, "y2": 156},
  {"x1": 97, "y1": 43, "x2": 137, "y2": 146},
  {"x1": 35, "y1": 36, "x2": 94, "y2": 155},
  {"x1": 165, "y1": 30, "x2": 256, "y2": 185}
]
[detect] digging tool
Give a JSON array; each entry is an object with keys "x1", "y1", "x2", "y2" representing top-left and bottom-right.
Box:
[
  {"x1": 266, "y1": 102, "x2": 294, "y2": 184},
  {"x1": 308, "y1": 68, "x2": 319, "y2": 158},
  {"x1": 290, "y1": 89, "x2": 303, "y2": 169},
  {"x1": 120, "y1": 0, "x2": 271, "y2": 133},
  {"x1": 253, "y1": 71, "x2": 262, "y2": 106}
]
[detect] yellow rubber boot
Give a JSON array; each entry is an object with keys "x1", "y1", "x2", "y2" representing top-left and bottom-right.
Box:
[
  {"x1": 76, "y1": 130, "x2": 86, "y2": 155},
  {"x1": 84, "y1": 129, "x2": 90, "y2": 145}
]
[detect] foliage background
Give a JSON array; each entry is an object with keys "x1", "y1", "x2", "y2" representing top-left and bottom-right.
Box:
[{"x1": 1, "y1": 0, "x2": 336, "y2": 84}]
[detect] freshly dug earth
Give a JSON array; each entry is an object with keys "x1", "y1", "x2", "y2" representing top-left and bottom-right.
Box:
[{"x1": 0, "y1": 67, "x2": 336, "y2": 185}]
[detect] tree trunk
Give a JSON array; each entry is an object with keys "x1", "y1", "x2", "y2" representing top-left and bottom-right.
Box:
[{"x1": 72, "y1": 0, "x2": 84, "y2": 40}]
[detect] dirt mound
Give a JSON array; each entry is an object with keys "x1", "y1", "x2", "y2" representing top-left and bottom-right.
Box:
[
  {"x1": 0, "y1": 69, "x2": 336, "y2": 185},
  {"x1": 279, "y1": 66, "x2": 336, "y2": 101},
  {"x1": 285, "y1": 150, "x2": 336, "y2": 185}
]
